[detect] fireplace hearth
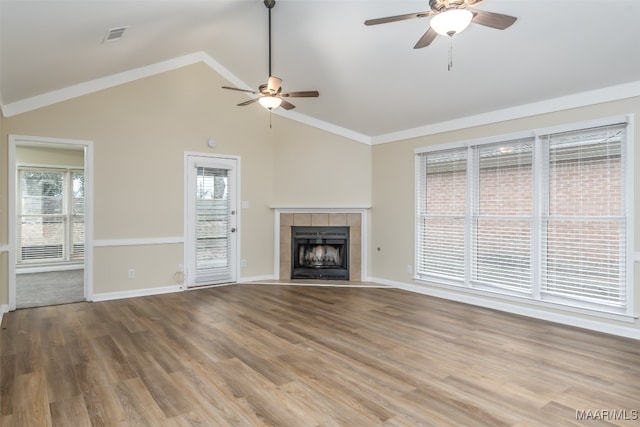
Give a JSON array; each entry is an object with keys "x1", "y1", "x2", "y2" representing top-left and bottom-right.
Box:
[{"x1": 291, "y1": 226, "x2": 349, "y2": 280}]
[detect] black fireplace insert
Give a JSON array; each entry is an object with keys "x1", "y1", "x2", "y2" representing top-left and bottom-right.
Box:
[{"x1": 291, "y1": 226, "x2": 349, "y2": 280}]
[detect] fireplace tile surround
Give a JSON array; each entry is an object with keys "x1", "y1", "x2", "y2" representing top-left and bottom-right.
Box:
[{"x1": 274, "y1": 209, "x2": 366, "y2": 282}]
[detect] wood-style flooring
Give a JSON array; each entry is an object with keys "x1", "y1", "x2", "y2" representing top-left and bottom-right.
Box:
[{"x1": 1, "y1": 284, "x2": 639, "y2": 426}]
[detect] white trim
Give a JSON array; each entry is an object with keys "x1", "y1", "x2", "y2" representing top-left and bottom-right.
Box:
[
  {"x1": 17, "y1": 263, "x2": 83, "y2": 274},
  {"x1": 372, "y1": 277, "x2": 640, "y2": 340},
  {"x1": 414, "y1": 130, "x2": 536, "y2": 154},
  {"x1": 90, "y1": 285, "x2": 182, "y2": 302},
  {"x1": 374, "y1": 81, "x2": 640, "y2": 145},
  {"x1": 2, "y1": 49, "x2": 638, "y2": 146},
  {"x1": 8, "y1": 135, "x2": 94, "y2": 310},
  {"x1": 94, "y1": 237, "x2": 184, "y2": 247},
  {"x1": 414, "y1": 116, "x2": 635, "y2": 318},
  {"x1": 275, "y1": 110, "x2": 371, "y2": 145},
  {"x1": 239, "y1": 274, "x2": 276, "y2": 283},
  {"x1": 0, "y1": 305, "x2": 9, "y2": 327},
  {"x1": 245, "y1": 281, "x2": 390, "y2": 288},
  {"x1": 414, "y1": 115, "x2": 630, "y2": 155},
  {"x1": 626, "y1": 117, "x2": 635, "y2": 315},
  {"x1": 0, "y1": 51, "x2": 373, "y2": 145},
  {"x1": 271, "y1": 205, "x2": 372, "y2": 210},
  {"x1": 183, "y1": 152, "x2": 241, "y2": 287},
  {"x1": 0, "y1": 245, "x2": 8, "y2": 253},
  {"x1": 17, "y1": 163, "x2": 84, "y2": 170},
  {"x1": 200, "y1": 54, "x2": 372, "y2": 144},
  {"x1": 273, "y1": 207, "x2": 368, "y2": 282},
  {"x1": 1, "y1": 52, "x2": 207, "y2": 117}
]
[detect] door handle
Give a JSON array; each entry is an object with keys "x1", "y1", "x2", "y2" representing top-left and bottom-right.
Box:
[{"x1": 231, "y1": 228, "x2": 237, "y2": 233}]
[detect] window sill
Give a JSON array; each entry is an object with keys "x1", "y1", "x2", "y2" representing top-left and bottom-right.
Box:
[{"x1": 414, "y1": 276, "x2": 636, "y2": 324}]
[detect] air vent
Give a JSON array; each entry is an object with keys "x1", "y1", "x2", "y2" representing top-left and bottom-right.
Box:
[{"x1": 102, "y1": 26, "x2": 128, "y2": 43}]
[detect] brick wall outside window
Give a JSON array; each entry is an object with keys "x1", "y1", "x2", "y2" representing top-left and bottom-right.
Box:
[{"x1": 417, "y1": 121, "x2": 628, "y2": 312}]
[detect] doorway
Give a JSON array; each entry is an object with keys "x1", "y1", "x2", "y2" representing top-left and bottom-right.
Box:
[
  {"x1": 8, "y1": 135, "x2": 93, "y2": 309},
  {"x1": 185, "y1": 154, "x2": 239, "y2": 287}
]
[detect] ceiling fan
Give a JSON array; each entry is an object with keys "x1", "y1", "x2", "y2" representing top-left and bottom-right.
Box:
[
  {"x1": 364, "y1": 0, "x2": 517, "y2": 49},
  {"x1": 222, "y1": 0, "x2": 319, "y2": 112}
]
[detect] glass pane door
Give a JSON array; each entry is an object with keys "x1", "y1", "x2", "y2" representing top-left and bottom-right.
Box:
[{"x1": 186, "y1": 155, "x2": 238, "y2": 286}]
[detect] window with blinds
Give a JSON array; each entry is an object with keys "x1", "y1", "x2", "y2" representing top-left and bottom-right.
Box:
[
  {"x1": 195, "y1": 166, "x2": 232, "y2": 283},
  {"x1": 541, "y1": 124, "x2": 627, "y2": 308},
  {"x1": 415, "y1": 119, "x2": 631, "y2": 315},
  {"x1": 472, "y1": 139, "x2": 533, "y2": 292},
  {"x1": 17, "y1": 167, "x2": 85, "y2": 264},
  {"x1": 416, "y1": 148, "x2": 467, "y2": 281}
]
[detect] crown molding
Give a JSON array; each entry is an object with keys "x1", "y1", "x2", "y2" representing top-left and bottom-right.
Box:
[
  {"x1": 2, "y1": 51, "x2": 639, "y2": 147},
  {"x1": 0, "y1": 52, "x2": 209, "y2": 118},
  {"x1": 371, "y1": 80, "x2": 640, "y2": 145}
]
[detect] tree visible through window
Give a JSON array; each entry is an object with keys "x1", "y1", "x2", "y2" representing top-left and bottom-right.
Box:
[{"x1": 18, "y1": 168, "x2": 85, "y2": 264}]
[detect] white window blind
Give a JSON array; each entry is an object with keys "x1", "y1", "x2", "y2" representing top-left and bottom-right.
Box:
[
  {"x1": 541, "y1": 124, "x2": 626, "y2": 308},
  {"x1": 17, "y1": 168, "x2": 85, "y2": 264},
  {"x1": 195, "y1": 166, "x2": 232, "y2": 283},
  {"x1": 71, "y1": 171, "x2": 85, "y2": 260},
  {"x1": 415, "y1": 119, "x2": 630, "y2": 315},
  {"x1": 416, "y1": 148, "x2": 467, "y2": 280},
  {"x1": 472, "y1": 139, "x2": 534, "y2": 292}
]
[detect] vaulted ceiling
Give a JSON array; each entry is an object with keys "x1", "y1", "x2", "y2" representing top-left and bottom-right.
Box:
[{"x1": 2, "y1": 0, "x2": 640, "y2": 144}]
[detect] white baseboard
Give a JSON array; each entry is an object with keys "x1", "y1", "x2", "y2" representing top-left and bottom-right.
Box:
[
  {"x1": 90, "y1": 285, "x2": 182, "y2": 302},
  {"x1": 371, "y1": 277, "x2": 640, "y2": 341},
  {"x1": 240, "y1": 274, "x2": 276, "y2": 283},
  {"x1": 0, "y1": 304, "x2": 9, "y2": 326},
  {"x1": 88, "y1": 276, "x2": 277, "y2": 303}
]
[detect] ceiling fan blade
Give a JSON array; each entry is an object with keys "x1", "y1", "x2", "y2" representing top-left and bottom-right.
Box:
[
  {"x1": 267, "y1": 76, "x2": 283, "y2": 93},
  {"x1": 280, "y1": 100, "x2": 296, "y2": 110},
  {"x1": 237, "y1": 98, "x2": 259, "y2": 107},
  {"x1": 281, "y1": 91, "x2": 319, "y2": 98},
  {"x1": 414, "y1": 27, "x2": 438, "y2": 49},
  {"x1": 222, "y1": 86, "x2": 256, "y2": 94},
  {"x1": 471, "y1": 9, "x2": 517, "y2": 30},
  {"x1": 364, "y1": 11, "x2": 432, "y2": 26}
]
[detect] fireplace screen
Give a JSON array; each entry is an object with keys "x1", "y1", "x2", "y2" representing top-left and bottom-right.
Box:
[{"x1": 291, "y1": 226, "x2": 349, "y2": 280}]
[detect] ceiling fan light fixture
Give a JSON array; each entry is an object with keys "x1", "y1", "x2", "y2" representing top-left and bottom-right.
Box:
[
  {"x1": 430, "y1": 8, "x2": 473, "y2": 36},
  {"x1": 258, "y1": 96, "x2": 282, "y2": 110}
]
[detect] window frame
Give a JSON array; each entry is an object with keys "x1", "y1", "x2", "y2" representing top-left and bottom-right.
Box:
[
  {"x1": 415, "y1": 115, "x2": 634, "y2": 319},
  {"x1": 17, "y1": 165, "x2": 85, "y2": 266}
]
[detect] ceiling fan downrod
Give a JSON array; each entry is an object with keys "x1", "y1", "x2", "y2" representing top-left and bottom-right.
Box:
[{"x1": 265, "y1": 0, "x2": 275, "y2": 78}]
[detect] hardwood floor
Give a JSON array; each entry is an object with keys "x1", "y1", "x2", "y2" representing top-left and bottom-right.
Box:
[{"x1": 1, "y1": 284, "x2": 639, "y2": 426}]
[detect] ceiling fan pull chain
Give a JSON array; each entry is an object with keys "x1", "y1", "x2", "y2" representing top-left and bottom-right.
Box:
[{"x1": 448, "y1": 36, "x2": 453, "y2": 71}]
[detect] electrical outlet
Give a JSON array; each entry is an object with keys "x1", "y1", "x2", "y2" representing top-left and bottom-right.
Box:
[
  {"x1": 128, "y1": 268, "x2": 135, "y2": 279},
  {"x1": 407, "y1": 264, "x2": 413, "y2": 274},
  {"x1": 241, "y1": 259, "x2": 247, "y2": 268}
]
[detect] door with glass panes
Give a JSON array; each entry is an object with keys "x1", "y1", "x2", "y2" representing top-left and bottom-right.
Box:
[{"x1": 186, "y1": 155, "x2": 238, "y2": 286}]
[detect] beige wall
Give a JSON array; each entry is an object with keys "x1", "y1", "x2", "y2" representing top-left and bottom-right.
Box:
[
  {"x1": 271, "y1": 117, "x2": 371, "y2": 207},
  {"x1": 0, "y1": 110, "x2": 6, "y2": 306},
  {"x1": 1, "y1": 60, "x2": 637, "y2": 334},
  {"x1": 0, "y1": 63, "x2": 373, "y2": 302},
  {"x1": 372, "y1": 97, "x2": 640, "y2": 331},
  {"x1": 16, "y1": 145, "x2": 84, "y2": 167}
]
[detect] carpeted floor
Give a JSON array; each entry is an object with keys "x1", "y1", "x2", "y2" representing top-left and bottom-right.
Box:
[{"x1": 15, "y1": 270, "x2": 84, "y2": 309}]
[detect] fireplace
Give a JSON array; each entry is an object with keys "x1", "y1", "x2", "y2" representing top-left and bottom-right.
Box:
[
  {"x1": 291, "y1": 226, "x2": 349, "y2": 280},
  {"x1": 276, "y1": 210, "x2": 364, "y2": 282}
]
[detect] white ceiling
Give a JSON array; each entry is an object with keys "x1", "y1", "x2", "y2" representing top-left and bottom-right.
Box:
[{"x1": 2, "y1": 0, "x2": 640, "y2": 143}]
